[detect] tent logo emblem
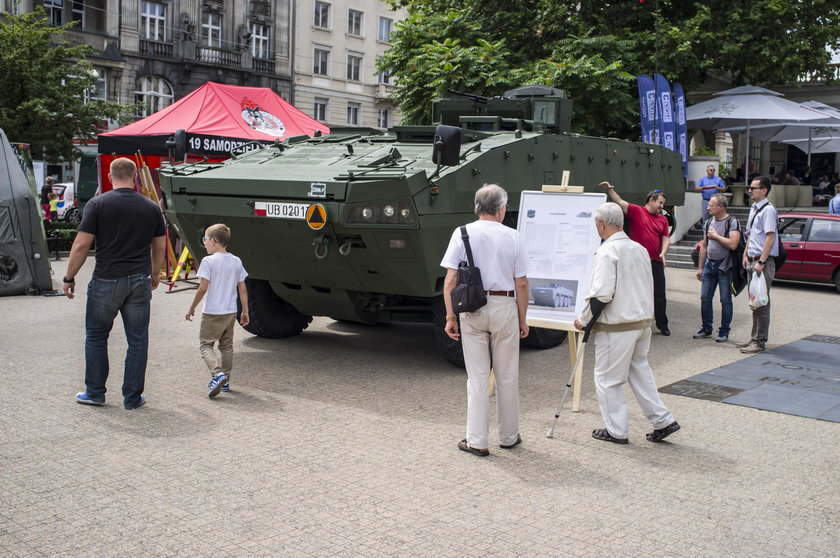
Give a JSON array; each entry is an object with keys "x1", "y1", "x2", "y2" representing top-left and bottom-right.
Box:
[{"x1": 241, "y1": 97, "x2": 286, "y2": 137}]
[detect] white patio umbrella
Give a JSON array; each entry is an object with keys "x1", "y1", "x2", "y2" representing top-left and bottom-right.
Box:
[
  {"x1": 686, "y1": 85, "x2": 831, "y2": 184},
  {"x1": 720, "y1": 101, "x2": 840, "y2": 165}
]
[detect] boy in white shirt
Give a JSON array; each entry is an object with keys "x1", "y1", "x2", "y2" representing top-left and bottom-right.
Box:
[{"x1": 185, "y1": 224, "x2": 250, "y2": 397}]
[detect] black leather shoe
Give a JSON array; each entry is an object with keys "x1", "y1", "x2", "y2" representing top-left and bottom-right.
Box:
[{"x1": 659, "y1": 328, "x2": 671, "y2": 336}]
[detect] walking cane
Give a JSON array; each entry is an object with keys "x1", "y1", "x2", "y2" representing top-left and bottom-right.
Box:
[{"x1": 546, "y1": 299, "x2": 606, "y2": 438}]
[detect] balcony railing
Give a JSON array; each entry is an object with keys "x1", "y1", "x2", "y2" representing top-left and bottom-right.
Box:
[
  {"x1": 139, "y1": 39, "x2": 174, "y2": 59},
  {"x1": 797, "y1": 63, "x2": 840, "y2": 84},
  {"x1": 253, "y1": 58, "x2": 275, "y2": 74},
  {"x1": 198, "y1": 47, "x2": 242, "y2": 68}
]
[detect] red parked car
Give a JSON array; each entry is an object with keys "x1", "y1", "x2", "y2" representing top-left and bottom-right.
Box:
[{"x1": 776, "y1": 212, "x2": 840, "y2": 293}]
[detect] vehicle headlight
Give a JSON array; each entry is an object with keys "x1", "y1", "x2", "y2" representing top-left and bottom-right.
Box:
[{"x1": 347, "y1": 200, "x2": 415, "y2": 225}]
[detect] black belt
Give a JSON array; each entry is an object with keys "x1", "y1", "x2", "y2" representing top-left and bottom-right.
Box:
[{"x1": 486, "y1": 290, "x2": 515, "y2": 297}]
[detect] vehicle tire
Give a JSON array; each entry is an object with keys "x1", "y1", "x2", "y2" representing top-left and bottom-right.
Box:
[
  {"x1": 553, "y1": 294, "x2": 561, "y2": 308},
  {"x1": 432, "y1": 296, "x2": 466, "y2": 368},
  {"x1": 65, "y1": 208, "x2": 80, "y2": 225},
  {"x1": 239, "y1": 278, "x2": 312, "y2": 338},
  {"x1": 662, "y1": 208, "x2": 676, "y2": 236},
  {"x1": 522, "y1": 327, "x2": 567, "y2": 349},
  {"x1": 834, "y1": 269, "x2": 840, "y2": 294}
]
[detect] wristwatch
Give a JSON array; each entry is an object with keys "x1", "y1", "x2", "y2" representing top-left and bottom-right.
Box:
[
  {"x1": 757, "y1": 260, "x2": 766, "y2": 265},
  {"x1": 63, "y1": 276, "x2": 75, "y2": 283}
]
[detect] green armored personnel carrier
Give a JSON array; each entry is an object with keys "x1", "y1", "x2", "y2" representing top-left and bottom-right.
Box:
[{"x1": 158, "y1": 85, "x2": 684, "y2": 366}]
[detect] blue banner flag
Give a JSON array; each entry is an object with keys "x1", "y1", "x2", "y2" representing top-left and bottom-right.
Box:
[
  {"x1": 654, "y1": 74, "x2": 676, "y2": 152},
  {"x1": 637, "y1": 75, "x2": 656, "y2": 144},
  {"x1": 672, "y1": 82, "x2": 688, "y2": 178}
]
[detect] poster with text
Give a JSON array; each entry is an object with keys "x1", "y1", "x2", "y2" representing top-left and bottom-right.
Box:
[{"x1": 517, "y1": 191, "x2": 606, "y2": 327}]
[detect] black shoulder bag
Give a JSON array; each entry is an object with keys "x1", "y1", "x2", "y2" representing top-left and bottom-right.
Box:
[{"x1": 450, "y1": 226, "x2": 488, "y2": 314}]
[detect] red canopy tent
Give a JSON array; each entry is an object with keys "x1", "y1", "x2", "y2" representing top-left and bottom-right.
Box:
[{"x1": 99, "y1": 81, "x2": 329, "y2": 157}]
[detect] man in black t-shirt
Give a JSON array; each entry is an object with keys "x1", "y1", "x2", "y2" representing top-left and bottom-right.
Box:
[{"x1": 63, "y1": 158, "x2": 166, "y2": 410}]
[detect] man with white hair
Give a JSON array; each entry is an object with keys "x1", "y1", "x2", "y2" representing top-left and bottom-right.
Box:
[
  {"x1": 575, "y1": 202, "x2": 680, "y2": 445},
  {"x1": 441, "y1": 183, "x2": 530, "y2": 457}
]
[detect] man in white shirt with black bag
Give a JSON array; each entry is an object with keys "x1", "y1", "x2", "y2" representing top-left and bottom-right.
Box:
[{"x1": 441, "y1": 183, "x2": 530, "y2": 457}]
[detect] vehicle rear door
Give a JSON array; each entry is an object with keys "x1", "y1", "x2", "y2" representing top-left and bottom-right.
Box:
[{"x1": 800, "y1": 217, "x2": 840, "y2": 281}]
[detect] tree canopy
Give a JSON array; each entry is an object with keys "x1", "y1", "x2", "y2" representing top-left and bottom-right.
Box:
[
  {"x1": 380, "y1": 0, "x2": 840, "y2": 138},
  {"x1": 0, "y1": 9, "x2": 123, "y2": 162}
]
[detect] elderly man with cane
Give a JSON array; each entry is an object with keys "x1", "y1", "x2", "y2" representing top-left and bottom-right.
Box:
[
  {"x1": 574, "y1": 203, "x2": 680, "y2": 445},
  {"x1": 441, "y1": 183, "x2": 530, "y2": 457}
]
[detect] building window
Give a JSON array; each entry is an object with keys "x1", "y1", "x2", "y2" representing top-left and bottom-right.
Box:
[
  {"x1": 141, "y1": 1, "x2": 166, "y2": 41},
  {"x1": 347, "y1": 53, "x2": 362, "y2": 81},
  {"x1": 378, "y1": 109, "x2": 389, "y2": 129},
  {"x1": 135, "y1": 75, "x2": 174, "y2": 116},
  {"x1": 71, "y1": 0, "x2": 84, "y2": 25},
  {"x1": 202, "y1": 11, "x2": 222, "y2": 47},
  {"x1": 377, "y1": 64, "x2": 390, "y2": 84},
  {"x1": 313, "y1": 48, "x2": 330, "y2": 75},
  {"x1": 314, "y1": 1, "x2": 330, "y2": 28},
  {"x1": 347, "y1": 102, "x2": 360, "y2": 125},
  {"x1": 251, "y1": 22, "x2": 269, "y2": 58},
  {"x1": 45, "y1": 0, "x2": 63, "y2": 26},
  {"x1": 314, "y1": 98, "x2": 328, "y2": 122},
  {"x1": 348, "y1": 9, "x2": 363, "y2": 36},
  {"x1": 378, "y1": 17, "x2": 392, "y2": 42}
]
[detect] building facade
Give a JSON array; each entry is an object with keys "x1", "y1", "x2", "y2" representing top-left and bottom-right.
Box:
[
  {"x1": 3, "y1": 0, "x2": 402, "y2": 129},
  {"x1": 294, "y1": 0, "x2": 404, "y2": 130}
]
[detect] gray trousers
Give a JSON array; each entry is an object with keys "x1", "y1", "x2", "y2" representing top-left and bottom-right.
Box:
[{"x1": 747, "y1": 257, "x2": 775, "y2": 345}]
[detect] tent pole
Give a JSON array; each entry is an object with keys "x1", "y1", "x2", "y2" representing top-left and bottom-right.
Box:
[
  {"x1": 744, "y1": 121, "x2": 751, "y2": 186},
  {"x1": 807, "y1": 128, "x2": 812, "y2": 167}
]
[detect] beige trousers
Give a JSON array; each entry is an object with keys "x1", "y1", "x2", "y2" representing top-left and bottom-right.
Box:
[
  {"x1": 199, "y1": 313, "x2": 237, "y2": 379},
  {"x1": 459, "y1": 296, "x2": 521, "y2": 449},
  {"x1": 592, "y1": 327, "x2": 674, "y2": 439}
]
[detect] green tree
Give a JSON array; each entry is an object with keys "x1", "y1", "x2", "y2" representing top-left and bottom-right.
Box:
[
  {"x1": 381, "y1": 0, "x2": 840, "y2": 137},
  {"x1": 0, "y1": 9, "x2": 123, "y2": 162}
]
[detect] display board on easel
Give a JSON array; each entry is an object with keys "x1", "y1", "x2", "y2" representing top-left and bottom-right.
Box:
[{"x1": 516, "y1": 174, "x2": 606, "y2": 411}]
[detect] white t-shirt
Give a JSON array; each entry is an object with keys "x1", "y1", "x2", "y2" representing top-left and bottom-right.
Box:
[
  {"x1": 440, "y1": 219, "x2": 529, "y2": 291},
  {"x1": 197, "y1": 252, "x2": 249, "y2": 314}
]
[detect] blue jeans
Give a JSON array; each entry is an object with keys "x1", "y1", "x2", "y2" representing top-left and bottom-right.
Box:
[
  {"x1": 84, "y1": 274, "x2": 152, "y2": 407},
  {"x1": 700, "y1": 260, "x2": 733, "y2": 336}
]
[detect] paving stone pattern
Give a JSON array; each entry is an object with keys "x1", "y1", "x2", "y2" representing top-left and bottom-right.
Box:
[{"x1": 1, "y1": 259, "x2": 838, "y2": 557}]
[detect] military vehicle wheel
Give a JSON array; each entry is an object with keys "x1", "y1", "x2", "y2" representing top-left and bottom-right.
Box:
[
  {"x1": 239, "y1": 278, "x2": 312, "y2": 338},
  {"x1": 553, "y1": 294, "x2": 561, "y2": 307},
  {"x1": 522, "y1": 327, "x2": 567, "y2": 350},
  {"x1": 432, "y1": 296, "x2": 466, "y2": 368}
]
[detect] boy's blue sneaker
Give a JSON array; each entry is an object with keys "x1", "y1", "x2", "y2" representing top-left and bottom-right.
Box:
[
  {"x1": 221, "y1": 384, "x2": 230, "y2": 393},
  {"x1": 75, "y1": 392, "x2": 104, "y2": 406},
  {"x1": 208, "y1": 373, "x2": 228, "y2": 398}
]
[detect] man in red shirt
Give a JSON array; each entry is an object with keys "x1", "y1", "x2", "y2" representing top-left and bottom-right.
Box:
[{"x1": 598, "y1": 182, "x2": 671, "y2": 335}]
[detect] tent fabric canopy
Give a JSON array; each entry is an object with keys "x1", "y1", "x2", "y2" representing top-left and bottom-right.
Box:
[{"x1": 99, "y1": 82, "x2": 329, "y2": 156}]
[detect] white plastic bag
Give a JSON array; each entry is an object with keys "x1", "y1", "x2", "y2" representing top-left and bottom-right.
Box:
[{"x1": 748, "y1": 271, "x2": 768, "y2": 309}]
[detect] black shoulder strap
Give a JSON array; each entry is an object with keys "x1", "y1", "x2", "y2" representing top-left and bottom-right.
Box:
[
  {"x1": 748, "y1": 201, "x2": 772, "y2": 229},
  {"x1": 460, "y1": 226, "x2": 476, "y2": 267}
]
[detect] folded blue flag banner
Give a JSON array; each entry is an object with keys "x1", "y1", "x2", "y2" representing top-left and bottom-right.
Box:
[
  {"x1": 654, "y1": 74, "x2": 676, "y2": 153},
  {"x1": 637, "y1": 75, "x2": 656, "y2": 144},
  {"x1": 672, "y1": 82, "x2": 688, "y2": 178}
]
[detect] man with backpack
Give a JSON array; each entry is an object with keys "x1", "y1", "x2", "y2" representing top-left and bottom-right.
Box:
[
  {"x1": 739, "y1": 176, "x2": 780, "y2": 354},
  {"x1": 694, "y1": 194, "x2": 742, "y2": 343}
]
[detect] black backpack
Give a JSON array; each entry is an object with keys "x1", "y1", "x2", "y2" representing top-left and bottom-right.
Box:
[
  {"x1": 747, "y1": 203, "x2": 787, "y2": 270},
  {"x1": 704, "y1": 216, "x2": 747, "y2": 296}
]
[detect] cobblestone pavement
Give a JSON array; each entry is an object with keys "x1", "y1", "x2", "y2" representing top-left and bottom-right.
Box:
[{"x1": 2, "y1": 259, "x2": 838, "y2": 557}]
